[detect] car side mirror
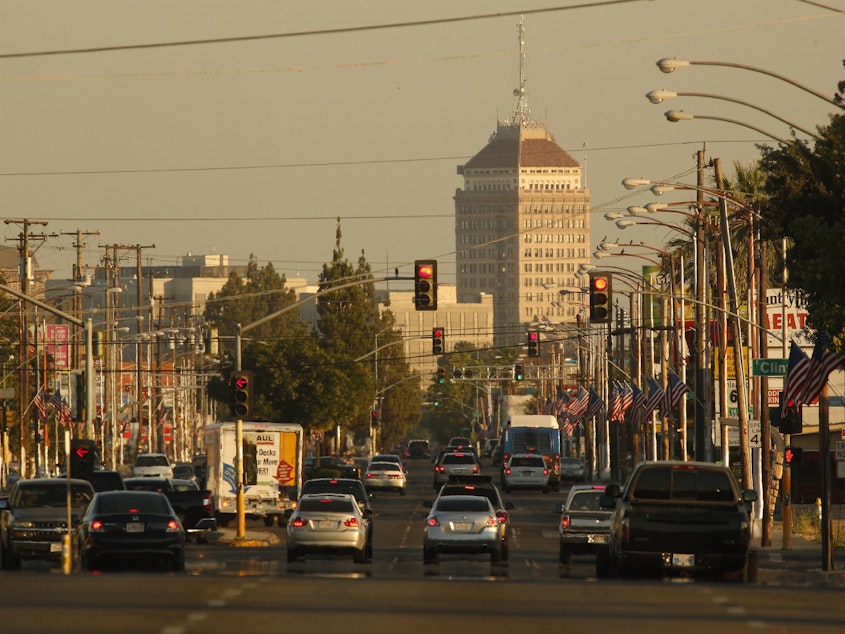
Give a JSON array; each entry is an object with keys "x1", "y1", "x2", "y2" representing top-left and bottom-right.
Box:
[
  {"x1": 362, "y1": 508, "x2": 373, "y2": 519},
  {"x1": 505, "y1": 501, "x2": 514, "y2": 510},
  {"x1": 741, "y1": 489, "x2": 758, "y2": 503}
]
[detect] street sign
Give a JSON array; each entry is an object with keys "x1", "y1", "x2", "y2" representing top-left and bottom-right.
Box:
[
  {"x1": 310, "y1": 429, "x2": 324, "y2": 442},
  {"x1": 835, "y1": 440, "x2": 845, "y2": 461},
  {"x1": 751, "y1": 358, "x2": 788, "y2": 376}
]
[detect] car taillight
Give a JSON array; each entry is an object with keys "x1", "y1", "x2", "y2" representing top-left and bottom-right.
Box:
[
  {"x1": 543, "y1": 469, "x2": 549, "y2": 476},
  {"x1": 292, "y1": 517, "x2": 307, "y2": 528},
  {"x1": 366, "y1": 472, "x2": 376, "y2": 478},
  {"x1": 91, "y1": 520, "x2": 104, "y2": 532},
  {"x1": 203, "y1": 496, "x2": 212, "y2": 511},
  {"x1": 435, "y1": 466, "x2": 445, "y2": 472},
  {"x1": 485, "y1": 516, "x2": 497, "y2": 527},
  {"x1": 166, "y1": 520, "x2": 181, "y2": 533},
  {"x1": 504, "y1": 468, "x2": 511, "y2": 475},
  {"x1": 343, "y1": 517, "x2": 359, "y2": 528},
  {"x1": 427, "y1": 516, "x2": 439, "y2": 527},
  {"x1": 496, "y1": 511, "x2": 508, "y2": 524},
  {"x1": 620, "y1": 517, "x2": 630, "y2": 544},
  {"x1": 472, "y1": 465, "x2": 479, "y2": 474},
  {"x1": 560, "y1": 515, "x2": 570, "y2": 529}
]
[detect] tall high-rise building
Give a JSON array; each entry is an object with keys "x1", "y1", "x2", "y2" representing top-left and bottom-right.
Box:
[{"x1": 454, "y1": 20, "x2": 591, "y2": 347}]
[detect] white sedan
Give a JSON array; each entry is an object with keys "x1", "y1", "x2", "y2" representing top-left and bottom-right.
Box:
[{"x1": 364, "y1": 461, "x2": 407, "y2": 495}]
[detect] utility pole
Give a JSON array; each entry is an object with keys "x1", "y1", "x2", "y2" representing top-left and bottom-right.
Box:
[
  {"x1": 61, "y1": 229, "x2": 99, "y2": 370},
  {"x1": 694, "y1": 149, "x2": 712, "y2": 462},
  {"x1": 5, "y1": 219, "x2": 50, "y2": 478}
]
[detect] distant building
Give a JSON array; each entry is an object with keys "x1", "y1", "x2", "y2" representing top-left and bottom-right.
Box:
[{"x1": 454, "y1": 20, "x2": 590, "y2": 347}]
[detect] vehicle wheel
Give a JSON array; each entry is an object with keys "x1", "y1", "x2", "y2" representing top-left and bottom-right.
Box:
[
  {"x1": 172, "y1": 551, "x2": 186, "y2": 572},
  {"x1": 286, "y1": 547, "x2": 301, "y2": 564},
  {"x1": 501, "y1": 542, "x2": 510, "y2": 562},
  {"x1": 195, "y1": 532, "x2": 208, "y2": 545},
  {"x1": 559, "y1": 543, "x2": 572, "y2": 566},
  {"x1": 216, "y1": 515, "x2": 230, "y2": 528},
  {"x1": 277, "y1": 515, "x2": 287, "y2": 528},
  {"x1": 365, "y1": 541, "x2": 373, "y2": 561},
  {"x1": 263, "y1": 516, "x2": 275, "y2": 527},
  {"x1": 352, "y1": 547, "x2": 366, "y2": 564},
  {"x1": 490, "y1": 548, "x2": 503, "y2": 564},
  {"x1": 399, "y1": 488, "x2": 406, "y2": 496},
  {"x1": 595, "y1": 545, "x2": 611, "y2": 579},
  {"x1": 423, "y1": 548, "x2": 438, "y2": 565}
]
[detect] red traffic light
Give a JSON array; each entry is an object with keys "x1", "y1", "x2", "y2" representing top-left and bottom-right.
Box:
[
  {"x1": 417, "y1": 263, "x2": 434, "y2": 279},
  {"x1": 528, "y1": 332, "x2": 538, "y2": 342},
  {"x1": 234, "y1": 375, "x2": 250, "y2": 389},
  {"x1": 75, "y1": 446, "x2": 90, "y2": 459},
  {"x1": 591, "y1": 276, "x2": 609, "y2": 291}
]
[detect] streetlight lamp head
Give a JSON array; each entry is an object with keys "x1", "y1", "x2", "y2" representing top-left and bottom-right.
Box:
[
  {"x1": 603, "y1": 212, "x2": 624, "y2": 220},
  {"x1": 651, "y1": 185, "x2": 677, "y2": 196},
  {"x1": 598, "y1": 241, "x2": 618, "y2": 251},
  {"x1": 646, "y1": 89, "x2": 676, "y2": 104},
  {"x1": 622, "y1": 178, "x2": 651, "y2": 190},
  {"x1": 627, "y1": 206, "x2": 648, "y2": 216},
  {"x1": 593, "y1": 251, "x2": 610, "y2": 259},
  {"x1": 657, "y1": 57, "x2": 689, "y2": 73},
  {"x1": 665, "y1": 109, "x2": 693, "y2": 122},
  {"x1": 616, "y1": 219, "x2": 637, "y2": 229},
  {"x1": 645, "y1": 203, "x2": 665, "y2": 213}
]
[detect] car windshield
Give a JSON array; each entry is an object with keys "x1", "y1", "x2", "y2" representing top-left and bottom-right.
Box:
[
  {"x1": 135, "y1": 455, "x2": 169, "y2": 467},
  {"x1": 126, "y1": 480, "x2": 168, "y2": 492},
  {"x1": 631, "y1": 467, "x2": 737, "y2": 502},
  {"x1": 568, "y1": 491, "x2": 604, "y2": 511},
  {"x1": 436, "y1": 497, "x2": 490, "y2": 513},
  {"x1": 442, "y1": 454, "x2": 476, "y2": 464},
  {"x1": 511, "y1": 429, "x2": 553, "y2": 453},
  {"x1": 302, "y1": 481, "x2": 366, "y2": 504},
  {"x1": 368, "y1": 463, "x2": 400, "y2": 472},
  {"x1": 97, "y1": 492, "x2": 170, "y2": 514},
  {"x1": 373, "y1": 455, "x2": 399, "y2": 463},
  {"x1": 298, "y1": 498, "x2": 355, "y2": 513},
  {"x1": 510, "y1": 456, "x2": 544, "y2": 467},
  {"x1": 15, "y1": 484, "x2": 93, "y2": 508}
]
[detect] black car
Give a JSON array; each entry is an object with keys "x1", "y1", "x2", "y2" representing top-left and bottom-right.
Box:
[
  {"x1": 75, "y1": 490, "x2": 185, "y2": 571},
  {"x1": 429, "y1": 475, "x2": 514, "y2": 560},
  {"x1": 299, "y1": 478, "x2": 374, "y2": 560},
  {"x1": 408, "y1": 440, "x2": 431, "y2": 459}
]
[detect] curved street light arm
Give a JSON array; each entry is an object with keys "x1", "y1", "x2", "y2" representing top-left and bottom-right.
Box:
[
  {"x1": 656, "y1": 58, "x2": 844, "y2": 109},
  {"x1": 648, "y1": 90, "x2": 821, "y2": 140},
  {"x1": 664, "y1": 110, "x2": 789, "y2": 144}
]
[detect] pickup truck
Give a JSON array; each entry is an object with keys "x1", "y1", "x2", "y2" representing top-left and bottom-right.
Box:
[
  {"x1": 123, "y1": 477, "x2": 216, "y2": 543},
  {"x1": 597, "y1": 461, "x2": 757, "y2": 582}
]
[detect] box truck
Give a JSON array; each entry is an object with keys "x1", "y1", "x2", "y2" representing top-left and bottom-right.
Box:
[{"x1": 204, "y1": 421, "x2": 304, "y2": 527}]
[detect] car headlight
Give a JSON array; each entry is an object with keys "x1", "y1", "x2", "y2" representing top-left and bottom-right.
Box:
[{"x1": 10, "y1": 519, "x2": 35, "y2": 529}]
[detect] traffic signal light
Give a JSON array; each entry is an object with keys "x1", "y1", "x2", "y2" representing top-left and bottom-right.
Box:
[
  {"x1": 69, "y1": 439, "x2": 97, "y2": 479},
  {"x1": 414, "y1": 260, "x2": 438, "y2": 311},
  {"x1": 514, "y1": 364, "x2": 524, "y2": 381},
  {"x1": 779, "y1": 392, "x2": 803, "y2": 435},
  {"x1": 589, "y1": 272, "x2": 612, "y2": 323},
  {"x1": 527, "y1": 331, "x2": 539, "y2": 357},
  {"x1": 432, "y1": 327, "x2": 445, "y2": 355},
  {"x1": 785, "y1": 446, "x2": 803, "y2": 464},
  {"x1": 92, "y1": 330, "x2": 105, "y2": 357},
  {"x1": 231, "y1": 370, "x2": 254, "y2": 419},
  {"x1": 370, "y1": 410, "x2": 380, "y2": 429},
  {"x1": 436, "y1": 367, "x2": 446, "y2": 384}
]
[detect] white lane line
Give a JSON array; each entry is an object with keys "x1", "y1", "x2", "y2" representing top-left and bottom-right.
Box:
[{"x1": 392, "y1": 523, "x2": 412, "y2": 565}]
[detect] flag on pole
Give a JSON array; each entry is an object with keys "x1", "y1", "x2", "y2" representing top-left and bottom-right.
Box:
[
  {"x1": 48, "y1": 388, "x2": 71, "y2": 425},
  {"x1": 800, "y1": 331, "x2": 845, "y2": 405},
  {"x1": 644, "y1": 377, "x2": 665, "y2": 417},
  {"x1": 619, "y1": 382, "x2": 634, "y2": 416},
  {"x1": 33, "y1": 390, "x2": 47, "y2": 420},
  {"x1": 568, "y1": 387, "x2": 590, "y2": 419},
  {"x1": 608, "y1": 383, "x2": 623, "y2": 421},
  {"x1": 782, "y1": 341, "x2": 810, "y2": 412},
  {"x1": 585, "y1": 387, "x2": 605, "y2": 421},
  {"x1": 631, "y1": 382, "x2": 646, "y2": 412},
  {"x1": 665, "y1": 370, "x2": 691, "y2": 411}
]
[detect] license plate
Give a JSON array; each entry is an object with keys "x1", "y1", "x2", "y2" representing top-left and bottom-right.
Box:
[
  {"x1": 588, "y1": 534, "x2": 608, "y2": 544},
  {"x1": 318, "y1": 521, "x2": 338, "y2": 529},
  {"x1": 672, "y1": 553, "x2": 694, "y2": 567},
  {"x1": 125, "y1": 522, "x2": 145, "y2": 533},
  {"x1": 522, "y1": 470, "x2": 533, "y2": 476},
  {"x1": 50, "y1": 542, "x2": 63, "y2": 553},
  {"x1": 453, "y1": 522, "x2": 472, "y2": 531}
]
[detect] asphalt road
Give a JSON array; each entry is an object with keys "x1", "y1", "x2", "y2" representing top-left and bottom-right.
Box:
[{"x1": 3, "y1": 459, "x2": 845, "y2": 633}]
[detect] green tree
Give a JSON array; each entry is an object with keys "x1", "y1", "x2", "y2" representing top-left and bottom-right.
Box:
[{"x1": 760, "y1": 109, "x2": 845, "y2": 348}]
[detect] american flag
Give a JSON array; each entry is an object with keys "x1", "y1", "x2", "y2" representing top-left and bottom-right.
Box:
[
  {"x1": 631, "y1": 382, "x2": 646, "y2": 412},
  {"x1": 665, "y1": 370, "x2": 691, "y2": 412},
  {"x1": 567, "y1": 387, "x2": 590, "y2": 419},
  {"x1": 585, "y1": 387, "x2": 605, "y2": 421},
  {"x1": 800, "y1": 331, "x2": 845, "y2": 406},
  {"x1": 782, "y1": 341, "x2": 810, "y2": 412},
  {"x1": 48, "y1": 388, "x2": 71, "y2": 425},
  {"x1": 608, "y1": 383, "x2": 624, "y2": 421},
  {"x1": 644, "y1": 377, "x2": 665, "y2": 417},
  {"x1": 619, "y1": 382, "x2": 634, "y2": 416},
  {"x1": 33, "y1": 390, "x2": 47, "y2": 421}
]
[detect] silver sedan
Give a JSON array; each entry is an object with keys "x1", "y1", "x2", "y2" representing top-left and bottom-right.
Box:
[
  {"x1": 423, "y1": 494, "x2": 504, "y2": 565},
  {"x1": 286, "y1": 493, "x2": 368, "y2": 564}
]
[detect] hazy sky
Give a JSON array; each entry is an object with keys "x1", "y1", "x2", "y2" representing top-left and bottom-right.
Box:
[{"x1": 1, "y1": 0, "x2": 843, "y2": 288}]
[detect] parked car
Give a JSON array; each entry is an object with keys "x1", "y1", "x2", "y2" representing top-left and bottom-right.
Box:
[
  {"x1": 132, "y1": 453, "x2": 173, "y2": 478},
  {"x1": 123, "y1": 477, "x2": 216, "y2": 542},
  {"x1": 429, "y1": 475, "x2": 513, "y2": 560},
  {"x1": 370, "y1": 454, "x2": 406, "y2": 472},
  {"x1": 560, "y1": 457, "x2": 586, "y2": 482},
  {"x1": 286, "y1": 493, "x2": 368, "y2": 564},
  {"x1": 558, "y1": 484, "x2": 613, "y2": 566},
  {"x1": 423, "y1": 494, "x2": 504, "y2": 565},
  {"x1": 433, "y1": 452, "x2": 480, "y2": 490},
  {"x1": 598, "y1": 461, "x2": 757, "y2": 581},
  {"x1": 74, "y1": 490, "x2": 185, "y2": 571},
  {"x1": 364, "y1": 462, "x2": 407, "y2": 495},
  {"x1": 0, "y1": 478, "x2": 94, "y2": 569},
  {"x1": 299, "y1": 478, "x2": 374, "y2": 560},
  {"x1": 502, "y1": 453, "x2": 549, "y2": 493}
]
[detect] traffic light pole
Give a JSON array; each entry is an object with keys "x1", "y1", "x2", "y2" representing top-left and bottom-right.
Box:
[{"x1": 234, "y1": 323, "x2": 245, "y2": 540}]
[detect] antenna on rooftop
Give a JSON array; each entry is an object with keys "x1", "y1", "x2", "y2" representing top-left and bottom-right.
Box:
[{"x1": 512, "y1": 16, "x2": 530, "y2": 126}]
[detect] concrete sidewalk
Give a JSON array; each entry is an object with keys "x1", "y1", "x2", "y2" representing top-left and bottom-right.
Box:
[{"x1": 753, "y1": 524, "x2": 845, "y2": 586}]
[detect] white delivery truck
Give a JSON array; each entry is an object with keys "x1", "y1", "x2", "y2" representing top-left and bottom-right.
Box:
[{"x1": 204, "y1": 421, "x2": 304, "y2": 527}]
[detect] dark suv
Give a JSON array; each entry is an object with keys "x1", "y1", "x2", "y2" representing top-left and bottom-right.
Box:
[
  {"x1": 429, "y1": 475, "x2": 514, "y2": 560},
  {"x1": 408, "y1": 440, "x2": 431, "y2": 459},
  {"x1": 299, "y1": 478, "x2": 374, "y2": 560}
]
